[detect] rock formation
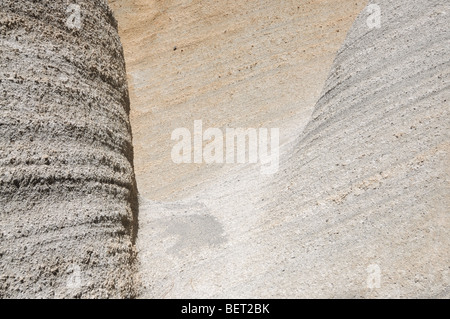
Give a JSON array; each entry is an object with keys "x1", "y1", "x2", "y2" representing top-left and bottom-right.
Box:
[
  {"x1": 261, "y1": 0, "x2": 449, "y2": 298},
  {"x1": 115, "y1": 0, "x2": 448, "y2": 298},
  {"x1": 1, "y1": 0, "x2": 448, "y2": 299},
  {"x1": 0, "y1": 0, "x2": 138, "y2": 298},
  {"x1": 109, "y1": 0, "x2": 367, "y2": 201}
]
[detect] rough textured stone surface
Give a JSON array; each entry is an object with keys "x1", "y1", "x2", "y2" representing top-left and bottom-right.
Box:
[
  {"x1": 0, "y1": 0, "x2": 138, "y2": 298},
  {"x1": 260, "y1": 0, "x2": 450, "y2": 298},
  {"x1": 1, "y1": 0, "x2": 448, "y2": 299}
]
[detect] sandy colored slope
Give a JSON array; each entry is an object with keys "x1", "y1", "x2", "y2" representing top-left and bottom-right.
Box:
[
  {"x1": 109, "y1": 0, "x2": 366, "y2": 201},
  {"x1": 111, "y1": 0, "x2": 449, "y2": 298},
  {"x1": 109, "y1": 0, "x2": 368, "y2": 298}
]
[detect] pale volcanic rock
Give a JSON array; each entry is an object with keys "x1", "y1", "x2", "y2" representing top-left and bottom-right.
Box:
[
  {"x1": 109, "y1": 0, "x2": 367, "y2": 201},
  {"x1": 1, "y1": 0, "x2": 448, "y2": 299},
  {"x1": 0, "y1": 0, "x2": 138, "y2": 298},
  {"x1": 112, "y1": 0, "x2": 449, "y2": 298}
]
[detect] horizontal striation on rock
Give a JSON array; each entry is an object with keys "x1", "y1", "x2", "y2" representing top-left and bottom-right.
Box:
[
  {"x1": 109, "y1": 0, "x2": 367, "y2": 201},
  {"x1": 0, "y1": 0, "x2": 138, "y2": 298},
  {"x1": 261, "y1": 0, "x2": 450, "y2": 298}
]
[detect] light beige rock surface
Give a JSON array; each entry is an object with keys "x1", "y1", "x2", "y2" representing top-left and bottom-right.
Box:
[
  {"x1": 109, "y1": 0, "x2": 367, "y2": 201},
  {"x1": 111, "y1": 0, "x2": 449, "y2": 298}
]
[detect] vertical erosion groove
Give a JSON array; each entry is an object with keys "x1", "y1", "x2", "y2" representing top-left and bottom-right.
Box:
[{"x1": 0, "y1": 0, "x2": 138, "y2": 298}]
